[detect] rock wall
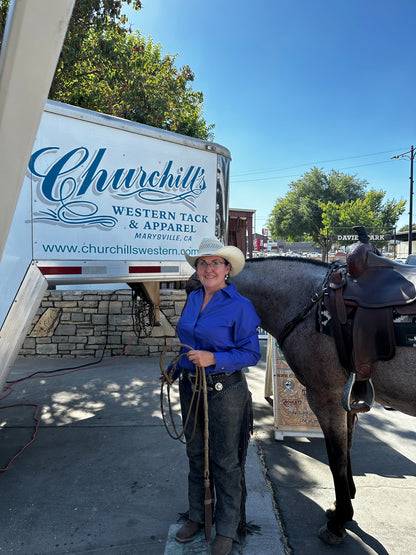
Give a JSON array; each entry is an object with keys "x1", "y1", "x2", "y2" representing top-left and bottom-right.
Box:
[{"x1": 18, "y1": 289, "x2": 186, "y2": 358}]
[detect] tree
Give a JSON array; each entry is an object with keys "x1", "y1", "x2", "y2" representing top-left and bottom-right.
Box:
[
  {"x1": 267, "y1": 167, "x2": 367, "y2": 244},
  {"x1": 398, "y1": 224, "x2": 416, "y2": 232},
  {"x1": 267, "y1": 167, "x2": 405, "y2": 257},
  {"x1": 60, "y1": 29, "x2": 213, "y2": 139},
  {"x1": 0, "y1": 0, "x2": 140, "y2": 49},
  {"x1": 321, "y1": 190, "x2": 405, "y2": 249},
  {"x1": 0, "y1": 0, "x2": 214, "y2": 140},
  {"x1": 47, "y1": 0, "x2": 141, "y2": 97}
]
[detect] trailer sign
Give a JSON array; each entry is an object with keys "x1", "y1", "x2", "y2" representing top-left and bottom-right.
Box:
[{"x1": 28, "y1": 107, "x2": 225, "y2": 266}]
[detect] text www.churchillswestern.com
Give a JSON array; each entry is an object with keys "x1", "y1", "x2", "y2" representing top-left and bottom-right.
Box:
[{"x1": 40, "y1": 243, "x2": 199, "y2": 256}]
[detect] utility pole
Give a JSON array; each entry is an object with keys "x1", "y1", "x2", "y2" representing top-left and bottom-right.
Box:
[{"x1": 392, "y1": 146, "x2": 415, "y2": 255}]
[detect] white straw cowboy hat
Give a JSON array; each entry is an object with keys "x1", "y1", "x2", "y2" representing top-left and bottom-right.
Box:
[{"x1": 184, "y1": 237, "x2": 245, "y2": 277}]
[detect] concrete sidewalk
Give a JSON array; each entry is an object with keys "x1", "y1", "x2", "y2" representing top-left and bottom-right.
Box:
[
  {"x1": 249, "y1": 346, "x2": 416, "y2": 555},
  {"x1": 2, "y1": 343, "x2": 414, "y2": 554},
  {"x1": 0, "y1": 345, "x2": 285, "y2": 554}
]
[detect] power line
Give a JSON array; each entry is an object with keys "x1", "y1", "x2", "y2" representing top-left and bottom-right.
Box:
[
  {"x1": 231, "y1": 158, "x2": 398, "y2": 184},
  {"x1": 231, "y1": 148, "x2": 405, "y2": 182}
]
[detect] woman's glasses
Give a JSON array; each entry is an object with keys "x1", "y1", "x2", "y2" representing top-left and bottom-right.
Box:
[{"x1": 197, "y1": 260, "x2": 226, "y2": 269}]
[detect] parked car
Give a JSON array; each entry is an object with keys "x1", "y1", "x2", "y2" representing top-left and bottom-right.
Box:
[{"x1": 405, "y1": 254, "x2": 416, "y2": 265}]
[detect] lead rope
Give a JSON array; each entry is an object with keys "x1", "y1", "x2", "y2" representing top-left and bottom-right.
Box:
[{"x1": 159, "y1": 344, "x2": 212, "y2": 542}]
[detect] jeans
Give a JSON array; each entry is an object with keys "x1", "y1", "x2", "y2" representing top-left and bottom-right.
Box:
[{"x1": 179, "y1": 371, "x2": 252, "y2": 539}]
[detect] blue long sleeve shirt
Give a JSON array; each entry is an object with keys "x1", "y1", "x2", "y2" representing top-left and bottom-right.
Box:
[{"x1": 175, "y1": 283, "x2": 261, "y2": 376}]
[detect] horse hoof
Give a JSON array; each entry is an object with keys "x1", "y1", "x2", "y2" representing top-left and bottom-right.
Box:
[
  {"x1": 318, "y1": 524, "x2": 346, "y2": 545},
  {"x1": 325, "y1": 504, "x2": 336, "y2": 519}
]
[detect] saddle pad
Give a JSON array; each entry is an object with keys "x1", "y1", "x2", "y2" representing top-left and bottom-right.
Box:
[{"x1": 319, "y1": 307, "x2": 416, "y2": 348}]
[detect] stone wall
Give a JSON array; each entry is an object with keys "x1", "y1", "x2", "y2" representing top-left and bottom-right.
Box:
[{"x1": 18, "y1": 289, "x2": 186, "y2": 358}]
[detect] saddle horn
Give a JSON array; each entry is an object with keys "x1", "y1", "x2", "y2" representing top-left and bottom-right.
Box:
[{"x1": 352, "y1": 225, "x2": 370, "y2": 244}]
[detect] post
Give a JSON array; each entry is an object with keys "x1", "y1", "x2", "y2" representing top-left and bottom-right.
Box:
[
  {"x1": 409, "y1": 145, "x2": 414, "y2": 255},
  {"x1": 391, "y1": 147, "x2": 415, "y2": 256},
  {"x1": 0, "y1": 0, "x2": 75, "y2": 262}
]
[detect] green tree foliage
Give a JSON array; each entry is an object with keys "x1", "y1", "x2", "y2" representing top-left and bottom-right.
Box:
[
  {"x1": 48, "y1": 0, "x2": 142, "y2": 98},
  {"x1": 0, "y1": 0, "x2": 214, "y2": 140},
  {"x1": 0, "y1": 0, "x2": 138, "y2": 53},
  {"x1": 398, "y1": 224, "x2": 416, "y2": 232},
  {"x1": 321, "y1": 190, "x2": 406, "y2": 247},
  {"x1": 267, "y1": 167, "x2": 367, "y2": 243},
  {"x1": 267, "y1": 167, "x2": 405, "y2": 255}
]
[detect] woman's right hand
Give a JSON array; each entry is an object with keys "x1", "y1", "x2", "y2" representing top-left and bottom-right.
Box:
[{"x1": 187, "y1": 349, "x2": 216, "y2": 368}]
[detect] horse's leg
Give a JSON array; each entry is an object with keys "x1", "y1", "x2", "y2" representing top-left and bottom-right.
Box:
[
  {"x1": 313, "y1": 407, "x2": 354, "y2": 544},
  {"x1": 346, "y1": 412, "x2": 357, "y2": 499},
  {"x1": 326, "y1": 411, "x2": 357, "y2": 518}
]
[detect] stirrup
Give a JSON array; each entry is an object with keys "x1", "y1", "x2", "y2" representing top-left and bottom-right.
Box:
[{"x1": 342, "y1": 372, "x2": 374, "y2": 413}]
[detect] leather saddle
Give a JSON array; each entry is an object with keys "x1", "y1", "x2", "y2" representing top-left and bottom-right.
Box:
[{"x1": 324, "y1": 226, "x2": 416, "y2": 413}]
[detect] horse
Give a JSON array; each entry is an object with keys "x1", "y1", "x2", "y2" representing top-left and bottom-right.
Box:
[{"x1": 231, "y1": 255, "x2": 416, "y2": 544}]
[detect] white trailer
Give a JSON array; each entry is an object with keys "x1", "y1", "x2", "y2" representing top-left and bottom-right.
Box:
[
  {"x1": 0, "y1": 32, "x2": 230, "y2": 392},
  {"x1": 25, "y1": 100, "x2": 230, "y2": 285}
]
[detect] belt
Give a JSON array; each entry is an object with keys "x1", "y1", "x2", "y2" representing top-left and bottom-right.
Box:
[{"x1": 182, "y1": 369, "x2": 243, "y2": 391}]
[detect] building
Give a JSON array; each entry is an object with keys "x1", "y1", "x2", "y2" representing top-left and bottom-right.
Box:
[
  {"x1": 394, "y1": 230, "x2": 416, "y2": 259},
  {"x1": 228, "y1": 208, "x2": 255, "y2": 257}
]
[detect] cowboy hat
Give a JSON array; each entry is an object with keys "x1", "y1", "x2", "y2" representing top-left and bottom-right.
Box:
[{"x1": 184, "y1": 237, "x2": 245, "y2": 277}]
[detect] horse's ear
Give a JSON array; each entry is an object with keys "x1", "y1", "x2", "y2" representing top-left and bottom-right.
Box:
[{"x1": 185, "y1": 271, "x2": 201, "y2": 296}]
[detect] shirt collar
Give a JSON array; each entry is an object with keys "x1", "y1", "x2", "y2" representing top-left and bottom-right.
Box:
[{"x1": 194, "y1": 282, "x2": 237, "y2": 297}]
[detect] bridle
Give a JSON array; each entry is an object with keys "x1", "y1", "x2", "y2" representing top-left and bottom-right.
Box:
[{"x1": 277, "y1": 264, "x2": 335, "y2": 347}]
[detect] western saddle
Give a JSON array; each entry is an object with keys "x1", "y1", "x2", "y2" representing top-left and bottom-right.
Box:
[{"x1": 325, "y1": 226, "x2": 416, "y2": 413}]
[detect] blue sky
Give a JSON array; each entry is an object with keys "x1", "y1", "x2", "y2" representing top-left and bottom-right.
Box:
[{"x1": 124, "y1": 0, "x2": 416, "y2": 233}]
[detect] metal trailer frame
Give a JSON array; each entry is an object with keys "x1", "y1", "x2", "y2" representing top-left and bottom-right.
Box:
[{"x1": 0, "y1": 0, "x2": 75, "y2": 391}]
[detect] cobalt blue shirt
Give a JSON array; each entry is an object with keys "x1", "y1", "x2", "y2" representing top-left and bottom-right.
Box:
[{"x1": 175, "y1": 283, "x2": 261, "y2": 376}]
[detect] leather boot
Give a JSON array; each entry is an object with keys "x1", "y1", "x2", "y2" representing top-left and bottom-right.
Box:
[
  {"x1": 175, "y1": 519, "x2": 203, "y2": 543},
  {"x1": 210, "y1": 534, "x2": 234, "y2": 555}
]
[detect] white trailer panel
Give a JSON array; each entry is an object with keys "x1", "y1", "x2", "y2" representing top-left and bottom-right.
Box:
[{"x1": 28, "y1": 101, "x2": 230, "y2": 284}]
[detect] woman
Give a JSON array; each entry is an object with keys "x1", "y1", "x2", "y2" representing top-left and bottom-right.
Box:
[{"x1": 171, "y1": 237, "x2": 261, "y2": 555}]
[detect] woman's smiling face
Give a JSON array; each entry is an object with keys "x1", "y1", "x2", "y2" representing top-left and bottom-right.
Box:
[{"x1": 196, "y1": 255, "x2": 230, "y2": 292}]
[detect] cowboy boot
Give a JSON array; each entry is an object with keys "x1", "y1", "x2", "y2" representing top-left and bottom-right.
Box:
[
  {"x1": 175, "y1": 519, "x2": 203, "y2": 543},
  {"x1": 210, "y1": 534, "x2": 234, "y2": 555}
]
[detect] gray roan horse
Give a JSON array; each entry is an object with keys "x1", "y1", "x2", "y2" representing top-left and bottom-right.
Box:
[{"x1": 231, "y1": 256, "x2": 416, "y2": 544}]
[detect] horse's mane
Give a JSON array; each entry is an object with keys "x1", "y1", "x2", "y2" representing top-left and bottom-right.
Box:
[{"x1": 245, "y1": 255, "x2": 330, "y2": 268}]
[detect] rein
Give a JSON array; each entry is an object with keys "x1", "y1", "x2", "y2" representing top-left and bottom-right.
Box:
[
  {"x1": 159, "y1": 344, "x2": 212, "y2": 541},
  {"x1": 277, "y1": 265, "x2": 335, "y2": 347},
  {"x1": 159, "y1": 345, "x2": 205, "y2": 443}
]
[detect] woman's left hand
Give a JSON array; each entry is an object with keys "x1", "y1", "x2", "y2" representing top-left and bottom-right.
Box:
[{"x1": 187, "y1": 349, "x2": 216, "y2": 368}]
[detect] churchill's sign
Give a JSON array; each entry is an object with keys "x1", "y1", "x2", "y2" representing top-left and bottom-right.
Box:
[{"x1": 26, "y1": 104, "x2": 229, "y2": 264}]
